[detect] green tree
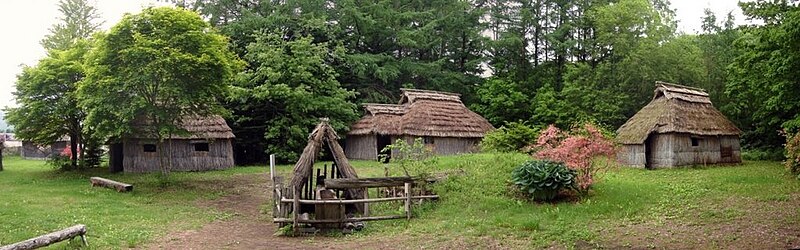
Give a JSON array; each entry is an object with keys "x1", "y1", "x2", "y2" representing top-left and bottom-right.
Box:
[
  {"x1": 41, "y1": 0, "x2": 102, "y2": 50},
  {"x1": 227, "y1": 32, "x2": 358, "y2": 162},
  {"x1": 6, "y1": 40, "x2": 93, "y2": 170},
  {"x1": 80, "y1": 7, "x2": 241, "y2": 176},
  {"x1": 727, "y1": 2, "x2": 800, "y2": 148}
]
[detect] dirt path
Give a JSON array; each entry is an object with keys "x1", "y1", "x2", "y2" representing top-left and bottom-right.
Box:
[{"x1": 143, "y1": 173, "x2": 416, "y2": 250}]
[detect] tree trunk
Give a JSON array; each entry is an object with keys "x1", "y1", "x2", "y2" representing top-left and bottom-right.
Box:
[
  {"x1": 0, "y1": 148, "x2": 4, "y2": 171},
  {"x1": 70, "y1": 133, "x2": 78, "y2": 170}
]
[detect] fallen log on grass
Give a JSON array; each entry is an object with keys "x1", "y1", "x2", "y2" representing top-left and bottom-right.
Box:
[
  {"x1": 0, "y1": 224, "x2": 87, "y2": 250},
  {"x1": 90, "y1": 177, "x2": 133, "y2": 192}
]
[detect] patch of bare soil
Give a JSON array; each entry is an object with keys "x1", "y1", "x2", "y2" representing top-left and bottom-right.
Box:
[
  {"x1": 142, "y1": 173, "x2": 483, "y2": 250},
  {"x1": 594, "y1": 195, "x2": 800, "y2": 249}
]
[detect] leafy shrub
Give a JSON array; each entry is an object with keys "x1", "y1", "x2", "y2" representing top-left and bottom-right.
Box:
[
  {"x1": 533, "y1": 124, "x2": 616, "y2": 196},
  {"x1": 511, "y1": 160, "x2": 576, "y2": 201},
  {"x1": 742, "y1": 148, "x2": 785, "y2": 161},
  {"x1": 480, "y1": 122, "x2": 539, "y2": 153},
  {"x1": 785, "y1": 132, "x2": 800, "y2": 177},
  {"x1": 47, "y1": 154, "x2": 72, "y2": 171},
  {"x1": 380, "y1": 138, "x2": 437, "y2": 178}
]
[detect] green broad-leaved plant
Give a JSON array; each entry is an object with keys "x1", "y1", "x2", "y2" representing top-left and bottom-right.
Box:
[{"x1": 511, "y1": 160, "x2": 576, "y2": 201}]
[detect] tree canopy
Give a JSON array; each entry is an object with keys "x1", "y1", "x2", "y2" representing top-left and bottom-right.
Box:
[{"x1": 80, "y1": 7, "x2": 242, "y2": 174}]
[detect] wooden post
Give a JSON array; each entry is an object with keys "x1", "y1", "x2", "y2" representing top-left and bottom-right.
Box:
[
  {"x1": 405, "y1": 182, "x2": 411, "y2": 220},
  {"x1": 292, "y1": 188, "x2": 299, "y2": 234},
  {"x1": 363, "y1": 187, "x2": 369, "y2": 216},
  {"x1": 269, "y1": 154, "x2": 275, "y2": 181}
]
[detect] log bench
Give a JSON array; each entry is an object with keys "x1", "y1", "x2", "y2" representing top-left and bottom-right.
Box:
[
  {"x1": 90, "y1": 177, "x2": 133, "y2": 192},
  {"x1": 0, "y1": 224, "x2": 87, "y2": 250}
]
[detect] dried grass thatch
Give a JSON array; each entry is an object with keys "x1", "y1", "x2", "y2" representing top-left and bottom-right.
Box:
[
  {"x1": 290, "y1": 119, "x2": 363, "y2": 201},
  {"x1": 348, "y1": 89, "x2": 494, "y2": 138},
  {"x1": 130, "y1": 115, "x2": 235, "y2": 139},
  {"x1": 616, "y1": 82, "x2": 741, "y2": 144}
]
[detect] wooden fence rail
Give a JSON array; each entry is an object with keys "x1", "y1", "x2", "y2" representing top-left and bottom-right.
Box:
[{"x1": 273, "y1": 182, "x2": 438, "y2": 227}]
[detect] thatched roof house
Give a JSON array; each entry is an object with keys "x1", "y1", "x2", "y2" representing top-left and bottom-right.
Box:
[
  {"x1": 616, "y1": 82, "x2": 741, "y2": 168},
  {"x1": 346, "y1": 88, "x2": 494, "y2": 160},
  {"x1": 20, "y1": 136, "x2": 69, "y2": 160},
  {"x1": 109, "y1": 115, "x2": 235, "y2": 173}
]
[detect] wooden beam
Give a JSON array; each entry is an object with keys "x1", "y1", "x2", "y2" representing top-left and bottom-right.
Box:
[
  {"x1": 405, "y1": 182, "x2": 411, "y2": 220},
  {"x1": 324, "y1": 177, "x2": 421, "y2": 189},
  {"x1": 89, "y1": 177, "x2": 133, "y2": 192},
  {"x1": 0, "y1": 224, "x2": 87, "y2": 250},
  {"x1": 273, "y1": 215, "x2": 407, "y2": 224},
  {"x1": 280, "y1": 195, "x2": 438, "y2": 205}
]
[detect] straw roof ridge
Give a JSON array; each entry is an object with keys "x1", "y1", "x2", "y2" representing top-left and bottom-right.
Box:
[
  {"x1": 399, "y1": 88, "x2": 463, "y2": 104},
  {"x1": 616, "y1": 82, "x2": 740, "y2": 144},
  {"x1": 130, "y1": 114, "x2": 235, "y2": 139},
  {"x1": 349, "y1": 88, "x2": 494, "y2": 138},
  {"x1": 363, "y1": 103, "x2": 406, "y2": 115}
]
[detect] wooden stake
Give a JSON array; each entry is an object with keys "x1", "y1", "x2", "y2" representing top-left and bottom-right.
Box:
[
  {"x1": 363, "y1": 187, "x2": 369, "y2": 216},
  {"x1": 405, "y1": 182, "x2": 411, "y2": 220},
  {"x1": 269, "y1": 154, "x2": 275, "y2": 181},
  {"x1": 293, "y1": 188, "x2": 299, "y2": 234}
]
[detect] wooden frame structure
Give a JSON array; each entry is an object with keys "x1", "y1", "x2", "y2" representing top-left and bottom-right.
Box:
[
  {"x1": 272, "y1": 177, "x2": 438, "y2": 228},
  {"x1": 271, "y1": 119, "x2": 438, "y2": 233}
]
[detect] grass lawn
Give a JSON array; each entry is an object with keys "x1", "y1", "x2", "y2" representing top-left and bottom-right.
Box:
[{"x1": 1, "y1": 154, "x2": 799, "y2": 249}]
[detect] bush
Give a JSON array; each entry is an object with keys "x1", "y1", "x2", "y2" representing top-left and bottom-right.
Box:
[
  {"x1": 511, "y1": 160, "x2": 576, "y2": 201},
  {"x1": 480, "y1": 122, "x2": 539, "y2": 153},
  {"x1": 741, "y1": 148, "x2": 785, "y2": 161},
  {"x1": 533, "y1": 124, "x2": 616, "y2": 196},
  {"x1": 785, "y1": 132, "x2": 800, "y2": 177}
]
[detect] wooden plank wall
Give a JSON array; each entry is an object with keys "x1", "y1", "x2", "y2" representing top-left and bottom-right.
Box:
[
  {"x1": 122, "y1": 138, "x2": 234, "y2": 172},
  {"x1": 432, "y1": 137, "x2": 479, "y2": 155},
  {"x1": 345, "y1": 135, "x2": 377, "y2": 160},
  {"x1": 617, "y1": 144, "x2": 646, "y2": 168},
  {"x1": 659, "y1": 133, "x2": 742, "y2": 167}
]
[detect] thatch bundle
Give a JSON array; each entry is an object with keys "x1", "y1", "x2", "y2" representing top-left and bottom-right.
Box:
[
  {"x1": 348, "y1": 89, "x2": 494, "y2": 138},
  {"x1": 616, "y1": 82, "x2": 741, "y2": 144},
  {"x1": 290, "y1": 119, "x2": 363, "y2": 201}
]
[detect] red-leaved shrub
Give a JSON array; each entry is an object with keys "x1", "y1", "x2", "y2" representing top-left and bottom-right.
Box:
[{"x1": 533, "y1": 124, "x2": 616, "y2": 195}]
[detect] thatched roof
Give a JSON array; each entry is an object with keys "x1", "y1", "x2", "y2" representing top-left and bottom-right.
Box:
[
  {"x1": 130, "y1": 115, "x2": 235, "y2": 139},
  {"x1": 348, "y1": 89, "x2": 494, "y2": 138},
  {"x1": 616, "y1": 82, "x2": 741, "y2": 144}
]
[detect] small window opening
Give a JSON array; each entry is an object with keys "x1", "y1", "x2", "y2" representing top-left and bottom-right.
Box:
[
  {"x1": 143, "y1": 144, "x2": 157, "y2": 152},
  {"x1": 691, "y1": 138, "x2": 700, "y2": 147},
  {"x1": 194, "y1": 143, "x2": 209, "y2": 152},
  {"x1": 423, "y1": 137, "x2": 434, "y2": 145}
]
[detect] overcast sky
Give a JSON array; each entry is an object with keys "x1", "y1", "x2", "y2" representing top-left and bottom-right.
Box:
[{"x1": 0, "y1": 0, "x2": 747, "y2": 109}]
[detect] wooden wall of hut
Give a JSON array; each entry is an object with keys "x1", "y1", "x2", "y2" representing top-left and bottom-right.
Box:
[
  {"x1": 432, "y1": 137, "x2": 480, "y2": 155},
  {"x1": 617, "y1": 144, "x2": 646, "y2": 168},
  {"x1": 122, "y1": 138, "x2": 234, "y2": 172},
  {"x1": 21, "y1": 141, "x2": 68, "y2": 159},
  {"x1": 345, "y1": 135, "x2": 377, "y2": 160},
  {"x1": 671, "y1": 134, "x2": 741, "y2": 166},
  {"x1": 622, "y1": 133, "x2": 742, "y2": 169}
]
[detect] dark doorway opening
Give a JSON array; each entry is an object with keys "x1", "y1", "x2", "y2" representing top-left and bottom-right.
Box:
[
  {"x1": 377, "y1": 134, "x2": 392, "y2": 163},
  {"x1": 644, "y1": 134, "x2": 655, "y2": 169},
  {"x1": 110, "y1": 143, "x2": 124, "y2": 173}
]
